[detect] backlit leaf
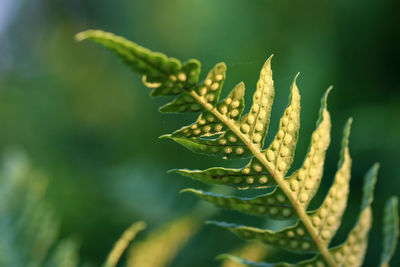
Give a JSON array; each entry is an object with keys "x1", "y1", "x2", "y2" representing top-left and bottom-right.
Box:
[{"x1": 77, "y1": 30, "x2": 395, "y2": 267}]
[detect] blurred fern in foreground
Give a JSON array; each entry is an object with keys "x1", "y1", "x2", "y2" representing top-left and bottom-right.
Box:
[
  {"x1": 76, "y1": 29, "x2": 399, "y2": 267},
  {"x1": 0, "y1": 149, "x2": 204, "y2": 267},
  {"x1": 0, "y1": 150, "x2": 79, "y2": 267}
]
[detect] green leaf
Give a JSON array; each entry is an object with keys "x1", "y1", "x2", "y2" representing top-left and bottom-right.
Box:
[
  {"x1": 76, "y1": 30, "x2": 201, "y2": 98},
  {"x1": 380, "y1": 196, "x2": 399, "y2": 267},
  {"x1": 103, "y1": 221, "x2": 147, "y2": 267}
]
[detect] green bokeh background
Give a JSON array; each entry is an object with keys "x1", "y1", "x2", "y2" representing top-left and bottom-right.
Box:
[{"x1": 0, "y1": 0, "x2": 399, "y2": 266}]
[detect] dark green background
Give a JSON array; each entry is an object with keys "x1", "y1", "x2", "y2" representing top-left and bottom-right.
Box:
[{"x1": 0, "y1": 0, "x2": 399, "y2": 266}]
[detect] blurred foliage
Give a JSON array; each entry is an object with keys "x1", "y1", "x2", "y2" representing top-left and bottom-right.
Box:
[
  {"x1": 127, "y1": 213, "x2": 201, "y2": 267},
  {"x1": 0, "y1": 0, "x2": 399, "y2": 266},
  {"x1": 220, "y1": 241, "x2": 272, "y2": 267},
  {"x1": 0, "y1": 149, "x2": 79, "y2": 267},
  {"x1": 105, "y1": 221, "x2": 147, "y2": 267}
]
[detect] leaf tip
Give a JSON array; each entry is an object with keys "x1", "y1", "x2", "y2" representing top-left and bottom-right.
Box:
[
  {"x1": 323, "y1": 86, "x2": 334, "y2": 102},
  {"x1": 294, "y1": 72, "x2": 300, "y2": 81},
  {"x1": 320, "y1": 85, "x2": 334, "y2": 108},
  {"x1": 74, "y1": 31, "x2": 88, "y2": 42},
  {"x1": 75, "y1": 29, "x2": 100, "y2": 42},
  {"x1": 216, "y1": 62, "x2": 227, "y2": 71},
  {"x1": 215, "y1": 253, "x2": 233, "y2": 262},
  {"x1": 388, "y1": 195, "x2": 399, "y2": 206},
  {"x1": 347, "y1": 117, "x2": 354, "y2": 125},
  {"x1": 291, "y1": 72, "x2": 301, "y2": 91},
  {"x1": 159, "y1": 134, "x2": 172, "y2": 139},
  {"x1": 205, "y1": 220, "x2": 218, "y2": 225},
  {"x1": 265, "y1": 54, "x2": 273, "y2": 68},
  {"x1": 215, "y1": 254, "x2": 227, "y2": 261},
  {"x1": 361, "y1": 163, "x2": 380, "y2": 210},
  {"x1": 179, "y1": 188, "x2": 195, "y2": 195},
  {"x1": 133, "y1": 220, "x2": 147, "y2": 231},
  {"x1": 372, "y1": 162, "x2": 381, "y2": 172},
  {"x1": 343, "y1": 117, "x2": 353, "y2": 139}
]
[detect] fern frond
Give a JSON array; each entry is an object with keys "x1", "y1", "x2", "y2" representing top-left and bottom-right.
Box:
[{"x1": 76, "y1": 29, "x2": 398, "y2": 267}]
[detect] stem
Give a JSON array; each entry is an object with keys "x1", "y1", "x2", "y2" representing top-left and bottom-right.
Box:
[{"x1": 190, "y1": 91, "x2": 337, "y2": 267}]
